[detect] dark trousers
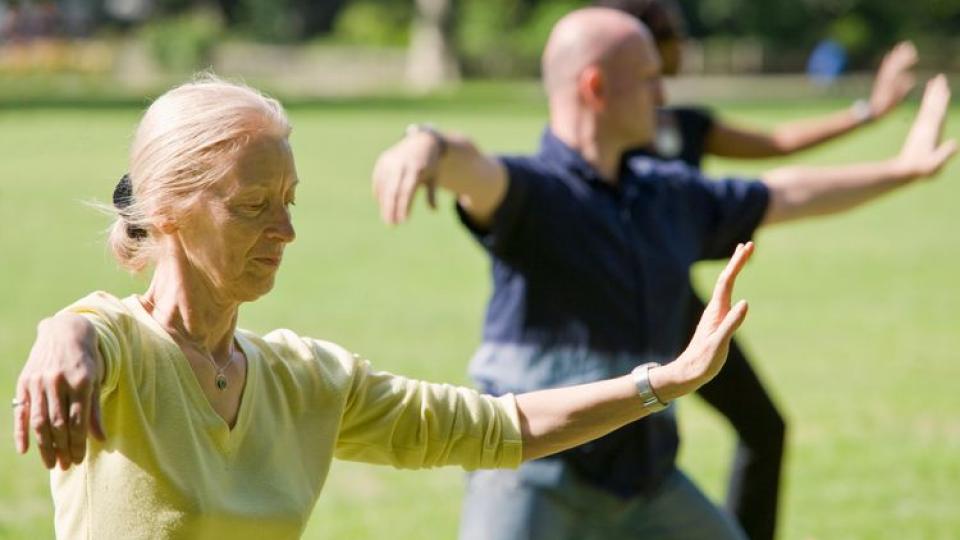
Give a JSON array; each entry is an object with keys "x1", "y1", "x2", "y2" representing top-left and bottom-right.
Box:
[{"x1": 687, "y1": 292, "x2": 786, "y2": 540}]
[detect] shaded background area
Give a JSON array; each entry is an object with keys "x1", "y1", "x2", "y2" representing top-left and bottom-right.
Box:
[
  {"x1": 1, "y1": 1, "x2": 959, "y2": 539},
  {"x1": 3, "y1": 0, "x2": 960, "y2": 99}
]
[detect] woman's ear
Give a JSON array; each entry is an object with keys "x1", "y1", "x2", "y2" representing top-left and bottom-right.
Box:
[
  {"x1": 152, "y1": 214, "x2": 179, "y2": 235},
  {"x1": 578, "y1": 66, "x2": 607, "y2": 113}
]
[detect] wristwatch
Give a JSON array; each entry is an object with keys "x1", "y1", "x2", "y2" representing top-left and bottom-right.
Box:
[
  {"x1": 405, "y1": 123, "x2": 448, "y2": 157},
  {"x1": 631, "y1": 362, "x2": 669, "y2": 412},
  {"x1": 851, "y1": 99, "x2": 874, "y2": 124}
]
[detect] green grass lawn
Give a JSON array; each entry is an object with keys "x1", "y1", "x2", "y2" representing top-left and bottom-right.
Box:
[{"x1": 1, "y1": 93, "x2": 958, "y2": 539}]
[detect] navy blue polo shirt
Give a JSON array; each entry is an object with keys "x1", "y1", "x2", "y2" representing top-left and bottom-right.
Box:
[{"x1": 456, "y1": 129, "x2": 769, "y2": 498}]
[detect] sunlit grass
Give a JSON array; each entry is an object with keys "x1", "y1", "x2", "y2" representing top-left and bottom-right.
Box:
[{"x1": 0, "y1": 96, "x2": 957, "y2": 539}]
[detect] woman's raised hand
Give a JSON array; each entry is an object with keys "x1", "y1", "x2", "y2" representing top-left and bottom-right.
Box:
[{"x1": 651, "y1": 242, "x2": 754, "y2": 401}]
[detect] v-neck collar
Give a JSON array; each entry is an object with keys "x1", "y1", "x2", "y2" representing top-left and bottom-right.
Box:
[{"x1": 123, "y1": 295, "x2": 258, "y2": 454}]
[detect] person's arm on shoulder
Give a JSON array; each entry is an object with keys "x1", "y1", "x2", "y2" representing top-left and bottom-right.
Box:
[
  {"x1": 372, "y1": 126, "x2": 508, "y2": 228},
  {"x1": 706, "y1": 41, "x2": 917, "y2": 159},
  {"x1": 514, "y1": 242, "x2": 752, "y2": 460},
  {"x1": 760, "y1": 75, "x2": 956, "y2": 226},
  {"x1": 13, "y1": 312, "x2": 107, "y2": 470}
]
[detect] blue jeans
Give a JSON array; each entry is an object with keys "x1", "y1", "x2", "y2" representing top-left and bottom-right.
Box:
[{"x1": 459, "y1": 460, "x2": 747, "y2": 540}]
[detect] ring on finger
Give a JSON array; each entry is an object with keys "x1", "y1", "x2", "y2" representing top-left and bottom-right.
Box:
[
  {"x1": 37, "y1": 438, "x2": 54, "y2": 449},
  {"x1": 11, "y1": 398, "x2": 26, "y2": 409}
]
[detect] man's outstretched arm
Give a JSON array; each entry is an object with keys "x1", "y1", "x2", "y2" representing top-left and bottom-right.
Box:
[
  {"x1": 372, "y1": 128, "x2": 508, "y2": 228},
  {"x1": 760, "y1": 75, "x2": 956, "y2": 226}
]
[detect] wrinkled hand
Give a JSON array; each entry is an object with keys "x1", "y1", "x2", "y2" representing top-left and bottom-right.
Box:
[
  {"x1": 870, "y1": 41, "x2": 918, "y2": 117},
  {"x1": 372, "y1": 132, "x2": 444, "y2": 225},
  {"x1": 654, "y1": 243, "x2": 753, "y2": 401},
  {"x1": 14, "y1": 314, "x2": 105, "y2": 470},
  {"x1": 896, "y1": 74, "x2": 957, "y2": 179}
]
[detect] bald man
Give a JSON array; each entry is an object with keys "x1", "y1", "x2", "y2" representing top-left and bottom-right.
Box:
[
  {"x1": 602, "y1": 3, "x2": 918, "y2": 539},
  {"x1": 372, "y1": 8, "x2": 955, "y2": 540}
]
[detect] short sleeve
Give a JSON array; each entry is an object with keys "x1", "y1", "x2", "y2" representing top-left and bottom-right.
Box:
[
  {"x1": 673, "y1": 106, "x2": 715, "y2": 143},
  {"x1": 685, "y1": 174, "x2": 770, "y2": 260},
  {"x1": 334, "y1": 353, "x2": 523, "y2": 470},
  {"x1": 455, "y1": 155, "x2": 547, "y2": 258},
  {"x1": 61, "y1": 292, "x2": 130, "y2": 397}
]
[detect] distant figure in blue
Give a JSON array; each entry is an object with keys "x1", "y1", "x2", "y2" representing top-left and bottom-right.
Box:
[
  {"x1": 807, "y1": 39, "x2": 848, "y2": 86},
  {"x1": 373, "y1": 7, "x2": 953, "y2": 540},
  {"x1": 600, "y1": 1, "x2": 920, "y2": 538}
]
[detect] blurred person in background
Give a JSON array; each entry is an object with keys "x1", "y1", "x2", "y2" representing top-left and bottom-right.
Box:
[
  {"x1": 11, "y1": 74, "x2": 756, "y2": 540},
  {"x1": 372, "y1": 7, "x2": 954, "y2": 540},
  {"x1": 597, "y1": 1, "x2": 919, "y2": 537}
]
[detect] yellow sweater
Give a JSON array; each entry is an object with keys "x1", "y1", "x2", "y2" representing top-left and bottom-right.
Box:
[{"x1": 51, "y1": 292, "x2": 522, "y2": 539}]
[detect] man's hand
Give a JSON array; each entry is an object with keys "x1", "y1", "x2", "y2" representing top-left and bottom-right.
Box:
[
  {"x1": 650, "y1": 242, "x2": 753, "y2": 401},
  {"x1": 372, "y1": 132, "x2": 444, "y2": 225},
  {"x1": 896, "y1": 74, "x2": 958, "y2": 179},
  {"x1": 870, "y1": 41, "x2": 918, "y2": 118},
  {"x1": 14, "y1": 313, "x2": 106, "y2": 470}
]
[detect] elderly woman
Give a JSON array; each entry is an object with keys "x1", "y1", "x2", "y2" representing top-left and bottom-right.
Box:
[{"x1": 12, "y1": 77, "x2": 752, "y2": 540}]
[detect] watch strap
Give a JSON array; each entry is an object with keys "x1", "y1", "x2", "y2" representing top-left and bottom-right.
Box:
[{"x1": 631, "y1": 362, "x2": 668, "y2": 412}]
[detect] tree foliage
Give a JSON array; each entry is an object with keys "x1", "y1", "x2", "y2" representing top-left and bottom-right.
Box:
[
  {"x1": 148, "y1": 0, "x2": 960, "y2": 71},
  {"x1": 679, "y1": 0, "x2": 960, "y2": 66}
]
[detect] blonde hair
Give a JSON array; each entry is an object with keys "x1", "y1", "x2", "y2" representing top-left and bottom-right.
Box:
[{"x1": 109, "y1": 74, "x2": 291, "y2": 272}]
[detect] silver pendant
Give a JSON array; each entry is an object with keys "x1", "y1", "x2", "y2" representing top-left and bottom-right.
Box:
[{"x1": 216, "y1": 374, "x2": 227, "y2": 391}]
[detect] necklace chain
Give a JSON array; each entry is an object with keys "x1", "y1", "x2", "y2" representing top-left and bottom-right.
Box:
[
  {"x1": 203, "y1": 347, "x2": 237, "y2": 375},
  {"x1": 141, "y1": 295, "x2": 238, "y2": 391},
  {"x1": 181, "y1": 333, "x2": 238, "y2": 391}
]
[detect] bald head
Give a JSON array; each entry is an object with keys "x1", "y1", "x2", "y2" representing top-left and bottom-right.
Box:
[
  {"x1": 542, "y1": 7, "x2": 658, "y2": 96},
  {"x1": 542, "y1": 7, "x2": 664, "y2": 166}
]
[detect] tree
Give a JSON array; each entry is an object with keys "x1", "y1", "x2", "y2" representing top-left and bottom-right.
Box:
[{"x1": 406, "y1": 0, "x2": 461, "y2": 91}]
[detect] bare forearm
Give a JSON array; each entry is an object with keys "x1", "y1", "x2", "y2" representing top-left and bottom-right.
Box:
[
  {"x1": 372, "y1": 129, "x2": 507, "y2": 226},
  {"x1": 433, "y1": 134, "x2": 508, "y2": 226},
  {"x1": 706, "y1": 107, "x2": 866, "y2": 160},
  {"x1": 711, "y1": 40, "x2": 918, "y2": 159},
  {"x1": 762, "y1": 75, "x2": 956, "y2": 226},
  {"x1": 767, "y1": 107, "x2": 866, "y2": 155},
  {"x1": 761, "y1": 159, "x2": 911, "y2": 225},
  {"x1": 515, "y1": 376, "x2": 637, "y2": 461},
  {"x1": 515, "y1": 363, "x2": 694, "y2": 461},
  {"x1": 763, "y1": 39, "x2": 920, "y2": 157}
]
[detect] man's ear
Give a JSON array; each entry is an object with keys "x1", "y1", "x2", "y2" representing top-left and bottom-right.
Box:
[{"x1": 578, "y1": 66, "x2": 606, "y2": 113}]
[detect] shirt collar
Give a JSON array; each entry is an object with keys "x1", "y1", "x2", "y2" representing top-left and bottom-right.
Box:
[
  {"x1": 537, "y1": 128, "x2": 610, "y2": 186},
  {"x1": 537, "y1": 128, "x2": 645, "y2": 192}
]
